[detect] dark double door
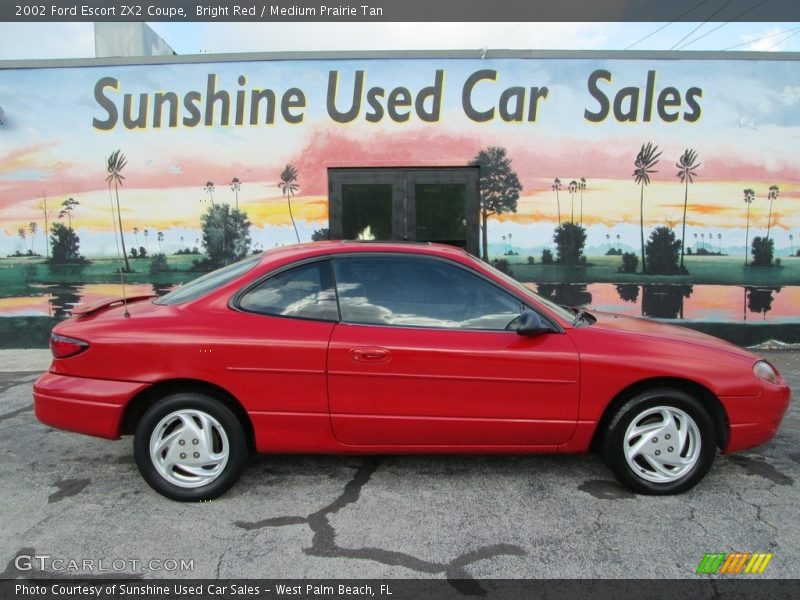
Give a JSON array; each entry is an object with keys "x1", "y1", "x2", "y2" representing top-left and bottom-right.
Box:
[{"x1": 328, "y1": 168, "x2": 479, "y2": 255}]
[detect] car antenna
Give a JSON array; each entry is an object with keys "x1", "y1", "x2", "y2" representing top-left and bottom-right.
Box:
[
  {"x1": 110, "y1": 203, "x2": 130, "y2": 318},
  {"x1": 118, "y1": 267, "x2": 130, "y2": 318},
  {"x1": 106, "y1": 152, "x2": 131, "y2": 318}
]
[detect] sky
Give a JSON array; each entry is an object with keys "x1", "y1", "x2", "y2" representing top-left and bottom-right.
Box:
[
  {"x1": 0, "y1": 20, "x2": 798, "y2": 258},
  {"x1": 0, "y1": 21, "x2": 800, "y2": 59}
]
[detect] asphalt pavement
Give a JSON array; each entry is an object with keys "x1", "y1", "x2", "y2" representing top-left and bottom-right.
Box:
[{"x1": 0, "y1": 351, "x2": 797, "y2": 580}]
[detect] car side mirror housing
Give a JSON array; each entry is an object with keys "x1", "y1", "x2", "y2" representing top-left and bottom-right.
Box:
[{"x1": 516, "y1": 310, "x2": 554, "y2": 336}]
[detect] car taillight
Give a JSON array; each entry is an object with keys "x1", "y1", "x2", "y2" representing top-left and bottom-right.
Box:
[{"x1": 50, "y1": 333, "x2": 89, "y2": 359}]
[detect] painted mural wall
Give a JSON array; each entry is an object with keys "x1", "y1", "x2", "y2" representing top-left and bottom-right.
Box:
[{"x1": 0, "y1": 54, "x2": 798, "y2": 346}]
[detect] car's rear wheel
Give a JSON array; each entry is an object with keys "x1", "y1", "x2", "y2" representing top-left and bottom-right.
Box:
[
  {"x1": 134, "y1": 393, "x2": 247, "y2": 501},
  {"x1": 602, "y1": 388, "x2": 717, "y2": 495}
]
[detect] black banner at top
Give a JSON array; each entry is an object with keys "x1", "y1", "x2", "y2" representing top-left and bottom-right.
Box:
[{"x1": 5, "y1": 0, "x2": 800, "y2": 22}]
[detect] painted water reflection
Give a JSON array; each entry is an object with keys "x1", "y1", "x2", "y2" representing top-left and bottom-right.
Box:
[
  {"x1": 641, "y1": 284, "x2": 694, "y2": 319},
  {"x1": 0, "y1": 281, "x2": 797, "y2": 323},
  {"x1": 0, "y1": 283, "x2": 174, "y2": 318},
  {"x1": 529, "y1": 283, "x2": 798, "y2": 322}
]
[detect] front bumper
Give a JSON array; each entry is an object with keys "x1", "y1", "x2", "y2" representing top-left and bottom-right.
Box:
[
  {"x1": 34, "y1": 371, "x2": 148, "y2": 440},
  {"x1": 722, "y1": 381, "x2": 791, "y2": 453}
]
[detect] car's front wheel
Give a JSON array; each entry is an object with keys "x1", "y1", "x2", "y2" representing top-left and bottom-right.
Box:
[
  {"x1": 134, "y1": 393, "x2": 247, "y2": 501},
  {"x1": 602, "y1": 388, "x2": 717, "y2": 495}
]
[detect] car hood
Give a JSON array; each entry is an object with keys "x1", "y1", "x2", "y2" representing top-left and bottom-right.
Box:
[{"x1": 585, "y1": 310, "x2": 757, "y2": 361}]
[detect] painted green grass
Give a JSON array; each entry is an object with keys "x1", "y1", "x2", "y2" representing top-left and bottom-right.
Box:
[
  {"x1": 505, "y1": 254, "x2": 800, "y2": 286},
  {"x1": 2, "y1": 253, "x2": 797, "y2": 296},
  {"x1": 0, "y1": 254, "x2": 204, "y2": 297},
  {"x1": 0, "y1": 254, "x2": 199, "y2": 279}
]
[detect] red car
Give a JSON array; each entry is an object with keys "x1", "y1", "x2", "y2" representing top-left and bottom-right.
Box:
[{"x1": 34, "y1": 242, "x2": 790, "y2": 500}]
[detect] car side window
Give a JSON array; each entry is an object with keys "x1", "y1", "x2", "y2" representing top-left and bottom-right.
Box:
[
  {"x1": 333, "y1": 255, "x2": 523, "y2": 330},
  {"x1": 238, "y1": 261, "x2": 338, "y2": 321}
]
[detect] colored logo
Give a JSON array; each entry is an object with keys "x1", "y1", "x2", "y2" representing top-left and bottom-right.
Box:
[{"x1": 697, "y1": 552, "x2": 773, "y2": 574}]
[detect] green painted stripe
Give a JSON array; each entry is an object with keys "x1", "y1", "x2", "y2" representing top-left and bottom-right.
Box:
[
  {"x1": 697, "y1": 553, "x2": 726, "y2": 574},
  {"x1": 697, "y1": 554, "x2": 713, "y2": 574}
]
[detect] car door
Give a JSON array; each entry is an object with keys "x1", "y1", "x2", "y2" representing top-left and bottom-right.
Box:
[
  {"x1": 222, "y1": 259, "x2": 339, "y2": 450},
  {"x1": 326, "y1": 254, "x2": 580, "y2": 447}
]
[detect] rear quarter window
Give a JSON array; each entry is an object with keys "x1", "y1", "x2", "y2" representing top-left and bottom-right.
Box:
[{"x1": 155, "y1": 254, "x2": 261, "y2": 305}]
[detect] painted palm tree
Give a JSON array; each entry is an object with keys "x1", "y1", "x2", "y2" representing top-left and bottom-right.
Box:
[
  {"x1": 105, "y1": 149, "x2": 131, "y2": 272},
  {"x1": 230, "y1": 177, "x2": 241, "y2": 210},
  {"x1": 133, "y1": 227, "x2": 139, "y2": 248},
  {"x1": 766, "y1": 185, "x2": 779, "y2": 239},
  {"x1": 551, "y1": 178, "x2": 562, "y2": 226},
  {"x1": 278, "y1": 164, "x2": 301, "y2": 244},
  {"x1": 568, "y1": 180, "x2": 578, "y2": 223},
  {"x1": 616, "y1": 234, "x2": 621, "y2": 251},
  {"x1": 578, "y1": 177, "x2": 587, "y2": 225},
  {"x1": 39, "y1": 194, "x2": 50, "y2": 260},
  {"x1": 743, "y1": 188, "x2": 755, "y2": 265},
  {"x1": 157, "y1": 231, "x2": 164, "y2": 253},
  {"x1": 58, "y1": 197, "x2": 79, "y2": 229},
  {"x1": 718, "y1": 233, "x2": 722, "y2": 254},
  {"x1": 204, "y1": 181, "x2": 215, "y2": 206},
  {"x1": 28, "y1": 222, "x2": 37, "y2": 254},
  {"x1": 675, "y1": 148, "x2": 700, "y2": 270},
  {"x1": 144, "y1": 229, "x2": 150, "y2": 252},
  {"x1": 605, "y1": 233, "x2": 611, "y2": 251},
  {"x1": 632, "y1": 142, "x2": 662, "y2": 273},
  {"x1": 18, "y1": 227, "x2": 26, "y2": 252}
]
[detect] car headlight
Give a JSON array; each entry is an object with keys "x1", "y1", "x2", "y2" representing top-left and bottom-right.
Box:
[{"x1": 753, "y1": 360, "x2": 779, "y2": 385}]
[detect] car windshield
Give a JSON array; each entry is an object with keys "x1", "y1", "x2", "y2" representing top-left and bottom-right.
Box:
[
  {"x1": 154, "y1": 254, "x2": 262, "y2": 305},
  {"x1": 466, "y1": 255, "x2": 577, "y2": 324}
]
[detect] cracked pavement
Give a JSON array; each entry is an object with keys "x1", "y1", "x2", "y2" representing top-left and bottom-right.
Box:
[{"x1": 0, "y1": 351, "x2": 797, "y2": 580}]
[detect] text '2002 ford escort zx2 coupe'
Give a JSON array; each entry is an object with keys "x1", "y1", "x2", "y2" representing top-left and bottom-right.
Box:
[{"x1": 34, "y1": 242, "x2": 790, "y2": 500}]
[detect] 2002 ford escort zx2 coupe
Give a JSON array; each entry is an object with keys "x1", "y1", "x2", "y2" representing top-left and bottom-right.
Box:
[{"x1": 34, "y1": 242, "x2": 790, "y2": 500}]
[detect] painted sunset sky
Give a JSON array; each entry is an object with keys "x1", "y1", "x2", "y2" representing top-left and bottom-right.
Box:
[{"x1": 1, "y1": 55, "x2": 798, "y2": 256}]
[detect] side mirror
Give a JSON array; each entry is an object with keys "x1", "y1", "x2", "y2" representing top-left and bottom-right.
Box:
[{"x1": 516, "y1": 310, "x2": 553, "y2": 336}]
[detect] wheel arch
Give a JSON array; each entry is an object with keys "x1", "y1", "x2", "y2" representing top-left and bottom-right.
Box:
[
  {"x1": 590, "y1": 376, "x2": 729, "y2": 453},
  {"x1": 121, "y1": 379, "x2": 256, "y2": 453}
]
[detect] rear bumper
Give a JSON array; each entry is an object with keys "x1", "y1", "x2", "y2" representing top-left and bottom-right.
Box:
[
  {"x1": 34, "y1": 372, "x2": 148, "y2": 440},
  {"x1": 722, "y1": 382, "x2": 790, "y2": 453}
]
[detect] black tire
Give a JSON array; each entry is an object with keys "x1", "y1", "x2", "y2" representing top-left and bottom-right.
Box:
[
  {"x1": 602, "y1": 388, "x2": 717, "y2": 495},
  {"x1": 134, "y1": 393, "x2": 248, "y2": 501}
]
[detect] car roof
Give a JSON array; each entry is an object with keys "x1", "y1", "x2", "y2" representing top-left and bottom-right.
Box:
[{"x1": 257, "y1": 240, "x2": 470, "y2": 265}]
